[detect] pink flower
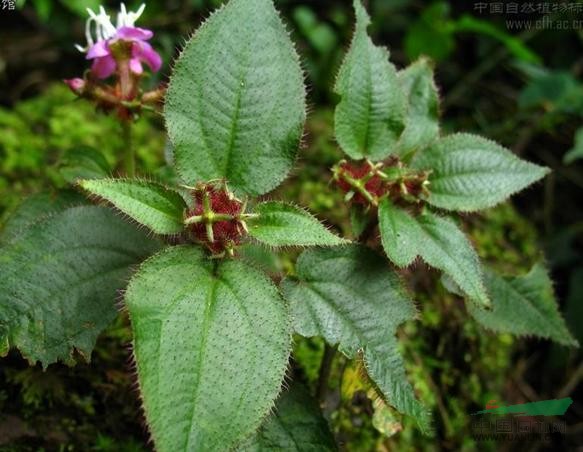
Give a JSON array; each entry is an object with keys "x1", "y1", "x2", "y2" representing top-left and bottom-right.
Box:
[
  {"x1": 87, "y1": 26, "x2": 162, "y2": 79},
  {"x1": 76, "y1": 4, "x2": 162, "y2": 79}
]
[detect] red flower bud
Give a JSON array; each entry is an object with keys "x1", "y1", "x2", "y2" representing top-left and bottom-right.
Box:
[
  {"x1": 333, "y1": 158, "x2": 430, "y2": 208},
  {"x1": 184, "y1": 182, "x2": 248, "y2": 255},
  {"x1": 335, "y1": 160, "x2": 385, "y2": 205}
]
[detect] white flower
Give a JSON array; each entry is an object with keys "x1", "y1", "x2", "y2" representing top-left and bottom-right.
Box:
[{"x1": 75, "y1": 3, "x2": 146, "y2": 53}]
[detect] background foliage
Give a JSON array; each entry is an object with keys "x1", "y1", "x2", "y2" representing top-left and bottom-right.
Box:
[{"x1": 0, "y1": 0, "x2": 582, "y2": 450}]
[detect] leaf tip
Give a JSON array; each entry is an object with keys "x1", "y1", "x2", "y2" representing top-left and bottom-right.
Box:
[{"x1": 353, "y1": 0, "x2": 371, "y2": 29}]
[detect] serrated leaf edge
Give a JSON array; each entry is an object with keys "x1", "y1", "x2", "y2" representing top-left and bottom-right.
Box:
[
  {"x1": 415, "y1": 132, "x2": 551, "y2": 212},
  {"x1": 248, "y1": 200, "x2": 349, "y2": 248},
  {"x1": 78, "y1": 176, "x2": 187, "y2": 236}
]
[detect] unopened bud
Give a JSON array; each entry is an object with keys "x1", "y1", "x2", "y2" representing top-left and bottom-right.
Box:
[
  {"x1": 184, "y1": 181, "x2": 249, "y2": 255},
  {"x1": 64, "y1": 78, "x2": 86, "y2": 95}
]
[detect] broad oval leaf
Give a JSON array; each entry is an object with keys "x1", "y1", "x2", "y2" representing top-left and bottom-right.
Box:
[
  {"x1": 468, "y1": 264, "x2": 578, "y2": 347},
  {"x1": 125, "y1": 246, "x2": 291, "y2": 451},
  {"x1": 238, "y1": 383, "x2": 337, "y2": 451},
  {"x1": 379, "y1": 199, "x2": 489, "y2": 307},
  {"x1": 334, "y1": 0, "x2": 406, "y2": 161},
  {"x1": 396, "y1": 57, "x2": 440, "y2": 159},
  {"x1": 282, "y1": 245, "x2": 431, "y2": 433},
  {"x1": 411, "y1": 133, "x2": 549, "y2": 211},
  {"x1": 0, "y1": 206, "x2": 160, "y2": 367},
  {"x1": 248, "y1": 201, "x2": 347, "y2": 247},
  {"x1": 80, "y1": 179, "x2": 187, "y2": 235},
  {"x1": 165, "y1": 0, "x2": 306, "y2": 196}
]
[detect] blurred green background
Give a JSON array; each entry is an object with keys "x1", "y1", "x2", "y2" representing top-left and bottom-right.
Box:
[{"x1": 0, "y1": 0, "x2": 582, "y2": 450}]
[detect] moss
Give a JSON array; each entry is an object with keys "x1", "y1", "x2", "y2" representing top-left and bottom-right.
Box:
[{"x1": 0, "y1": 84, "x2": 165, "y2": 219}]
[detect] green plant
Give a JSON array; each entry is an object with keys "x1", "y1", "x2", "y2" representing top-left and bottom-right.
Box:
[{"x1": 0, "y1": 0, "x2": 577, "y2": 450}]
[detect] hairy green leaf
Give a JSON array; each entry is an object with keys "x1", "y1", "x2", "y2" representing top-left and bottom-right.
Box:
[
  {"x1": 126, "y1": 246, "x2": 291, "y2": 451},
  {"x1": 282, "y1": 245, "x2": 431, "y2": 433},
  {"x1": 334, "y1": 0, "x2": 406, "y2": 160},
  {"x1": 379, "y1": 200, "x2": 489, "y2": 307},
  {"x1": 412, "y1": 133, "x2": 549, "y2": 211},
  {"x1": 238, "y1": 383, "x2": 336, "y2": 451},
  {"x1": 468, "y1": 264, "x2": 578, "y2": 347},
  {"x1": 248, "y1": 201, "x2": 347, "y2": 247},
  {"x1": 165, "y1": 0, "x2": 306, "y2": 196},
  {"x1": 80, "y1": 179, "x2": 187, "y2": 235},
  {"x1": 0, "y1": 206, "x2": 160, "y2": 367},
  {"x1": 396, "y1": 58, "x2": 440, "y2": 158},
  {"x1": 0, "y1": 191, "x2": 85, "y2": 244}
]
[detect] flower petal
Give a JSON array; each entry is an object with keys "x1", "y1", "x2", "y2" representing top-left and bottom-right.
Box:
[
  {"x1": 133, "y1": 41, "x2": 162, "y2": 73},
  {"x1": 129, "y1": 58, "x2": 143, "y2": 75},
  {"x1": 116, "y1": 26, "x2": 153, "y2": 41},
  {"x1": 86, "y1": 40, "x2": 110, "y2": 59},
  {"x1": 91, "y1": 55, "x2": 117, "y2": 79}
]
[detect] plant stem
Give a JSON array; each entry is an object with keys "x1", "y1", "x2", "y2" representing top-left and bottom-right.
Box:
[
  {"x1": 122, "y1": 120, "x2": 135, "y2": 177},
  {"x1": 317, "y1": 344, "x2": 337, "y2": 405}
]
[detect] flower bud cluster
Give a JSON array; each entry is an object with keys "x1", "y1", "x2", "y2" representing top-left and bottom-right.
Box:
[
  {"x1": 333, "y1": 157, "x2": 430, "y2": 208},
  {"x1": 184, "y1": 182, "x2": 255, "y2": 256}
]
